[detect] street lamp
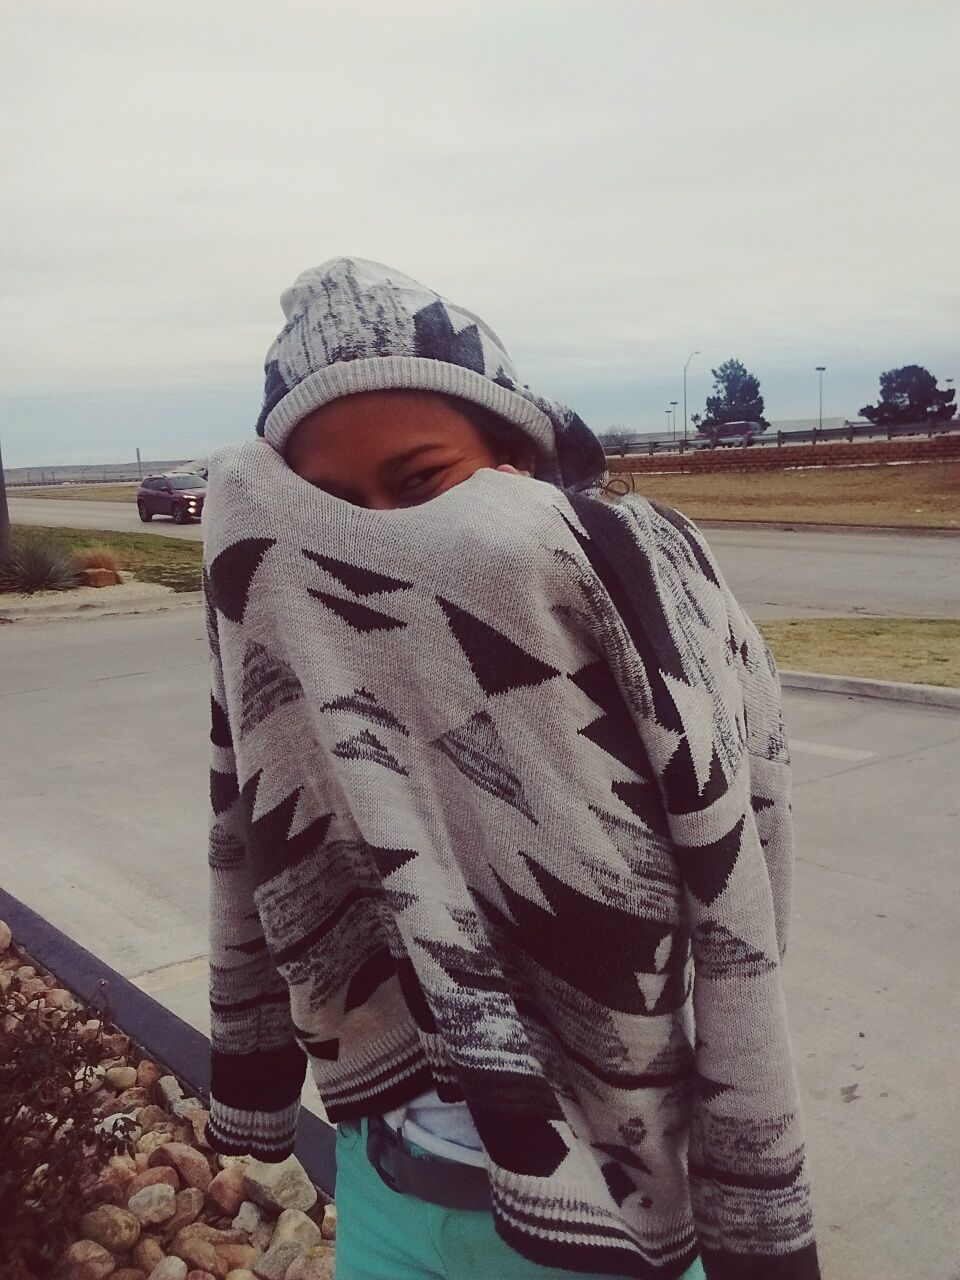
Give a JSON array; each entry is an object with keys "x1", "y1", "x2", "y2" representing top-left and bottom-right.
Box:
[
  {"x1": 670, "y1": 401, "x2": 678, "y2": 440},
  {"x1": 683, "y1": 350, "x2": 699, "y2": 443},
  {"x1": 815, "y1": 366, "x2": 826, "y2": 432},
  {"x1": 665, "y1": 409, "x2": 672, "y2": 439}
]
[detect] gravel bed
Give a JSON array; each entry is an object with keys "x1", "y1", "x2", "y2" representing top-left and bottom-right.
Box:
[{"x1": 0, "y1": 919, "x2": 335, "y2": 1280}]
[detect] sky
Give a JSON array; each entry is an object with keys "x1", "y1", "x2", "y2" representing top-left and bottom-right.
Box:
[{"x1": 1, "y1": 1, "x2": 957, "y2": 467}]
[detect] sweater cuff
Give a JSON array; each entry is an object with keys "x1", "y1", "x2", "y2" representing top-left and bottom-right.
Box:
[
  {"x1": 207, "y1": 1097, "x2": 300, "y2": 1163},
  {"x1": 701, "y1": 1242, "x2": 821, "y2": 1280}
]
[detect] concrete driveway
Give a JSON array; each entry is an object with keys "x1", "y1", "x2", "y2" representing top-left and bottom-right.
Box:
[
  {"x1": 0, "y1": 609, "x2": 957, "y2": 1278},
  {"x1": 7, "y1": 495, "x2": 959, "y2": 619}
]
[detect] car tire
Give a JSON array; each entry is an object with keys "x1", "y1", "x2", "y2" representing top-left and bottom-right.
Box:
[
  {"x1": 171, "y1": 503, "x2": 186, "y2": 524},
  {"x1": 137, "y1": 501, "x2": 153, "y2": 522}
]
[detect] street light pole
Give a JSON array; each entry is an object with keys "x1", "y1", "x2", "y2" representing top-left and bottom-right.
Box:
[
  {"x1": 683, "y1": 350, "x2": 699, "y2": 443},
  {"x1": 815, "y1": 366, "x2": 826, "y2": 432},
  {"x1": 665, "y1": 409, "x2": 672, "y2": 439},
  {"x1": 670, "y1": 401, "x2": 678, "y2": 440}
]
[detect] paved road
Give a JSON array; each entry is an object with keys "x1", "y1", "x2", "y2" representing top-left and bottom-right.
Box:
[
  {"x1": 8, "y1": 496, "x2": 959, "y2": 619},
  {"x1": 1, "y1": 610, "x2": 957, "y2": 1278}
]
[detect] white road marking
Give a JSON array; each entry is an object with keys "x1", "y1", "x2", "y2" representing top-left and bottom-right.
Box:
[{"x1": 788, "y1": 738, "x2": 877, "y2": 762}]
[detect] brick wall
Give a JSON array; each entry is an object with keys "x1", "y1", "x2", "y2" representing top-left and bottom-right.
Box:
[{"x1": 607, "y1": 433, "x2": 960, "y2": 475}]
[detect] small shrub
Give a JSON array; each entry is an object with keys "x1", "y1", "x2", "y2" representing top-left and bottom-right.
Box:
[
  {"x1": 0, "y1": 970, "x2": 114, "y2": 1274},
  {"x1": 71, "y1": 546, "x2": 119, "y2": 574},
  {"x1": 0, "y1": 544, "x2": 79, "y2": 595}
]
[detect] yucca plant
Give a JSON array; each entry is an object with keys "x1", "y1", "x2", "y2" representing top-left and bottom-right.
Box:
[{"x1": 0, "y1": 544, "x2": 79, "y2": 594}]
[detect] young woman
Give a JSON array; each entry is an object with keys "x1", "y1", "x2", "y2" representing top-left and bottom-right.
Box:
[{"x1": 203, "y1": 257, "x2": 819, "y2": 1280}]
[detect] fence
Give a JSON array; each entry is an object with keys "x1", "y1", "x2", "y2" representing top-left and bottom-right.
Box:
[{"x1": 603, "y1": 430, "x2": 960, "y2": 480}]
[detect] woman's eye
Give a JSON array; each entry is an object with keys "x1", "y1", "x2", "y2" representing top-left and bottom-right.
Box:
[{"x1": 399, "y1": 467, "x2": 443, "y2": 492}]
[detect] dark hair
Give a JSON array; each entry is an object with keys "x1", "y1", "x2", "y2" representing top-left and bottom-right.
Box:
[{"x1": 446, "y1": 394, "x2": 609, "y2": 496}]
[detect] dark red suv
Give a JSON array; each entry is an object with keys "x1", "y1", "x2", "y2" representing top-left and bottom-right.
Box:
[{"x1": 137, "y1": 473, "x2": 206, "y2": 524}]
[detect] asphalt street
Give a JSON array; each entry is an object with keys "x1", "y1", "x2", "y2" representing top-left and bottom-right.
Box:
[
  {"x1": 8, "y1": 495, "x2": 959, "y2": 619},
  {"x1": 0, "y1": 609, "x2": 957, "y2": 1278}
]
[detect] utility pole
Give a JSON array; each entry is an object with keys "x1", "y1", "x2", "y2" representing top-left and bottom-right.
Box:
[
  {"x1": 136, "y1": 448, "x2": 143, "y2": 480},
  {"x1": 683, "y1": 350, "x2": 699, "y2": 443},
  {"x1": 816, "y1": 366, "x2": 826, "y2": 431},
  {"x1": 0, "y1": 438, "x2": 11, "y2": 560},
  {"x1": 665, "y1": 408, "x2": 672, "y2": 439},
  {"x1": 670, "y1": 401, "x2": 678, "y2": 440}
]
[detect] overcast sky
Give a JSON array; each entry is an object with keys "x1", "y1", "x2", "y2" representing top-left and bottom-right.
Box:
[{"x1": 2, "y1": 1, "x2": 957, "y2": 467}]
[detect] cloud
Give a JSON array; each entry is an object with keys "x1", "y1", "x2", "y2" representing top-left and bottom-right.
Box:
[{"x1": 1, "y1": 0, "x2": 957, "y2": 463}]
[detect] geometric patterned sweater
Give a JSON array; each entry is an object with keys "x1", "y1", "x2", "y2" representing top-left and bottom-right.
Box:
[{"x1": 204, "y1": 440, "x2": 819, "y2": 1280}]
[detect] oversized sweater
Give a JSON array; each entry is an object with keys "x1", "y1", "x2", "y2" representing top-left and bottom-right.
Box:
[{"x1": 204, "y1": 440, "x2": 819, "y2": 1280}]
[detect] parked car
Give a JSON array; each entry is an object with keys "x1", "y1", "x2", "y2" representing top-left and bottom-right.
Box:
[
  {"x1": 691, "y1": 420, "x2": 767, "y2": 449},
  {"x1": 136, "y1": 473, "x2": 206, "y2": 523}
]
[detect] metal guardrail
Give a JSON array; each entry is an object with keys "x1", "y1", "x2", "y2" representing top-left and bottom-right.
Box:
[{"x1": 602, "y1": 419, "x2": 960, "y2": 457}]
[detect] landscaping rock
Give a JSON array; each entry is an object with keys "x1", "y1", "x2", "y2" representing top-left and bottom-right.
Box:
[
  {"x1": 80, "y1": 1203, "x2": 141, "y2": 1252},
  {"x1": 105, "y1": 1065, "x2": 139, "y2": 1091},
  {"x1": 138, "y1": 1128, "x2": 178, "y2": 1157},
  {"x1": 0, "y1": 918, "x2": 11, "y2": 952},
  {"x1": 251, "y1": 1240, "x2": 305, "y2": 1280},
  {"x1": 137, "y1": 1104, "x2": 172, "y2": 1133},
  {"x1": 146, "y1": 1261, "x2": 188, "y2": 1280},
  {"x1": 158, "y1": 1075, "x2": 185, "y2": 1109},
  {"x1": 207, "y1": 1166, "x2": 247, "y2": 1216},
  {"x1": 167, "y1": 1234, "x2": 220, "y2": 1275},
  {"x1": 96, "y1": 1113, "x2": 143, "y2": 1144},
  {"x1": 269, "y1": 1209, "x2": 323, "y2": 1252},
  {"x1": 214, "y1": 1245, "x2": 260, "y2": 1272},
  {"x1": 230, "y1": 1201, "x2": 263, "y2": 1236},
  {"x1": 284, "y1": 1250, "x2": 336, "y2": 1280},
  {"x1": 112, "y1": 1270, "x2": 149, "y2": 1280},
  {"x1": 127, "y1": 1166, "x2": 181, "y2": 1199},
  {"x1": 162, "y1": 1186, "x2": 205, "y2": 1237},
  {"x1": 149, "y1": 1142, "x2": 213, "y2": 1191},
  {"x1": 132, "y1": 1237, "x2": 167, "y2": 1271},
  {"x1": 222, "y1": 1273, "x2": 258, "y2": 1280},
  {"x1": 185, "y1": 1273, "x2": 217, "y2": 1280},
  {"x1": 239, "y1": 1156, "x2": 317, "y2": 1214},
  {"x1": 46, "y1": 986, "x2": 79, "y2": 1009},
  {"x1": 128, "y1": 1181, "x2": 177, "y2": 1225},
  {"x1": 58, "y1": 1239, "x2": 118, "y2": 1280},
  {"x1": 319, "y1": 1204, "x2": 336, "y2": 1241},
  {"x1": 137, "y1": 1059, "x2": 163, "y2": 1091}
]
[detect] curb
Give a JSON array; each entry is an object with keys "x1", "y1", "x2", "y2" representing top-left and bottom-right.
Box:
[
  {"x1": 0, "y1": 591, "x2": 204, "y2": 623},
  {"x1": 0, "y1": 886, "x2": 337, "y2": 1194},
  {"x1": 780, "y1": 669, "x2": 960, "y2": 710},
  {"x1": 695, "y1": 519, "x2": 959, "y2": 538}
]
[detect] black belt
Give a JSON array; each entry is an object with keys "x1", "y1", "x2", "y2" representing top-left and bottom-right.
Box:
[{"x1": 362, "y1": 1113, "x2": 490, "y2": 1211}]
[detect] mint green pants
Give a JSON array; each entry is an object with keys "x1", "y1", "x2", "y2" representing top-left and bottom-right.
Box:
[{"x1": 334, "y1": 1118, "x2": 707, "y2": 1280}]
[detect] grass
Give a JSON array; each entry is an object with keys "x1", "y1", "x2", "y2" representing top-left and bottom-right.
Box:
[
  {"x1": 608, "y1": 460, "x2": 960, "y2": 528},
  {"x1": 10, "y1": 525, "x2": 202, "y2": 593},
  {"x1": 759, "y1": 618, "x2": 960, "y2": 688},
  {"x1": 10, "y1": 483, "x2": 141, "y2": 502}
]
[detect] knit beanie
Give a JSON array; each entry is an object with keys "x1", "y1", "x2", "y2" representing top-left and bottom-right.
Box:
[{"x1": 255, "y1": 257, "x2": 605, "y2": 492}]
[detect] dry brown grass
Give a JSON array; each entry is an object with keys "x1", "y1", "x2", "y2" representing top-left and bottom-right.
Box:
[
  {"x1": 759, "y1": 618, "x2": 960, "y2": 688},
  {"x1": 611, "y1": 461, "x2": 960, "y2": 528},
  {"x1": 71, "y1": 546, "x2": 120, "y2": 572}
]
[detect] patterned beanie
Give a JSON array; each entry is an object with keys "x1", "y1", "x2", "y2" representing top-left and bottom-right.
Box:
[{"x1": 255, "y1": 256, "x2": 605, "y2": 492}]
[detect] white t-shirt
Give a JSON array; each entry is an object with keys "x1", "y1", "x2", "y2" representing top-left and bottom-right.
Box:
[{"x1": 382, "y1": 1090, "x2": 486, "y2": 1168}]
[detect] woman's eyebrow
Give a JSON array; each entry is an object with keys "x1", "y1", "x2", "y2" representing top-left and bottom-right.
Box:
[{"x1": 383, "y1": 443, "x2": 443, "y2": 473}]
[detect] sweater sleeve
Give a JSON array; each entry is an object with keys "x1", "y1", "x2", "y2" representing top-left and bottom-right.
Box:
[
  {"x1": 571, "y1": 495, "x2": 819, "y2": 1280},
  {"x1": 205, "y1": 587, "x2": 307, "y2": 1161}
]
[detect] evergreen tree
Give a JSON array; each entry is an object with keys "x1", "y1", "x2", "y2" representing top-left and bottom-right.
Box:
[
  {"x1": 702, "y1": 359, "x2": 768, "y2": 430},
  {"x1": 860, "y1": 366, "x2": 956, "y2": 426}
]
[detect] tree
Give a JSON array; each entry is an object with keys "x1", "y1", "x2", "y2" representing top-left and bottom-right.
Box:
[
  {"x1": 859, "y1": 365, "x2": 956, "y2": 426},
  {"x1": 701, "y1": 359, "x2": 768, "y2": 432},
  {"x1": 598, "y1": 425, "x2": 632, "y2": 454}
]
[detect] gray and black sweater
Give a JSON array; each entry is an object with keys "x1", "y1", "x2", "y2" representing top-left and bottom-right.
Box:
[{"x1": 204, "y1": 440, "x2": 818, "y2": 1280}]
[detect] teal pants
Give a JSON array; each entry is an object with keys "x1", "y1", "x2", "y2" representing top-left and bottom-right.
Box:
[{"x1": 334, "y1": 1118, "x2": 706, "y2": 1280}]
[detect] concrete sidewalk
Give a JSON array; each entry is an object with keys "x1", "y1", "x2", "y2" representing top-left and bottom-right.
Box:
[{"x1": 0, "y1": 610, "x2": 957, "y2": 1277}]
